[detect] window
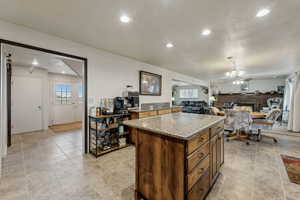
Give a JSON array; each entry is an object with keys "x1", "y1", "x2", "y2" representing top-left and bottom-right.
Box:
[
  {"x1": 55, "y1": 85, "x2": 72, "y2": 104},
  {"x1": 78, "y1": 85, "x2": 83, "y2": 98},
  {"x1": 179, "y1": 88, "x2": 198, "y2": 98},
  {"x1": 78, "y1": 85, "x2": 83, "y2": 103}
]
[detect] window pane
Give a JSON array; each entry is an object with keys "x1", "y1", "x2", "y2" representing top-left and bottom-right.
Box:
[
  {"x1": 67, "y1": 92, "x2": 72, "y2": 98},
  {"x1": 179, "y1": 88, "x2": 199, "y2": 98},
  {"x1": 78, "y1": 85, "x2": 83, "y2": 98},
  {"x1": 55, "y1": 84, "x2": 73, "y2": 104},
  {"x1": 66, "y1": 85, "x2": 71, "y2": 92},
  {"x1": 55, "y1": 92, "x2": 61, "y2": 97}
]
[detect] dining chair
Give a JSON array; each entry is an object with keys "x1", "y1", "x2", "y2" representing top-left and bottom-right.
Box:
[
  {"x1": 251, "y1": 109, "x2": 281, "y2": 143},
  {"x1": 225, "y1": 110, "x2": 252, "y2": 145}
]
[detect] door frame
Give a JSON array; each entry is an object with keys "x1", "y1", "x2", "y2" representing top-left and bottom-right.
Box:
[{"x1": 0, "y1": 39, "x2": 89, "y2": 153}]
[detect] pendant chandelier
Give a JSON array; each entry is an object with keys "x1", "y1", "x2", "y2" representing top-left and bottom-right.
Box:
[
  {"x1": 225, "y1": 57, "x2": 245, "y2": 82},
  {"x1": 232, "y1": 80, "x2": 244, "y2": 85},
  {"x1": 225, "y1": 70, "x2": 244, "y2": 78}
]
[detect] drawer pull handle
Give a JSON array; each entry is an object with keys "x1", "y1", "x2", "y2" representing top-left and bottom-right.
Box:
[
  {"x1": 197, "y1": 168, "x2": 205, "y2": 175},
  {"x1": 198, "y1": 137, "x2": 205, "y2": 142}
]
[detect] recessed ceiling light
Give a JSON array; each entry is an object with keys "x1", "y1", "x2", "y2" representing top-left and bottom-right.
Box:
[
  {"x1": 166, "y1": 43, "x2": 174, "y2": 48},
  {"x1": 120, "y1": 15, "x2": 131, "y2": 23},
  {"x1": 256, "y1": 8, "x2": 270, "y2": 18},
  {"x1": 202, "y1": 29, "x2": 211, "y2": 36},
  {"x1": 62, "y1": 71, "x2": 65, "y2": 74},
  {"x1": 32, "y1": 59, "x2": 38, "y2": 66}
]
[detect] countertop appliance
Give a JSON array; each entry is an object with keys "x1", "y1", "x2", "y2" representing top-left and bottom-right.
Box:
[
  {"x1": 114, "y1": 97, "x2": 128, "y2": 114},
  {"x1": 123, "y1": 91, "x2": 139, "y2": 109}
]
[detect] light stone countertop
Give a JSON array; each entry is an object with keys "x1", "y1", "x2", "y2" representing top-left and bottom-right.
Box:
[{"x1": 123, "y1": 112, "x2": 225, "y2": 140}]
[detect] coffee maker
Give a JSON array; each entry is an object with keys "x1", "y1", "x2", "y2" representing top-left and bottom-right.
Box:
[
  {"x1": 114, "y1": 97, "x2": 128, "y2": 114},
  {"x1": 124, "y1": 91, "x2": 139, "y2": 109}
]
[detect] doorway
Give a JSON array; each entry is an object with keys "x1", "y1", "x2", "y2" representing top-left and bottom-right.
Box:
[
  {"x1": 0, "y1": 39, "x2": 88, "y2": 153},
  {"x1": 172, "y1": 79, "x2": 209, "y2": 114}
]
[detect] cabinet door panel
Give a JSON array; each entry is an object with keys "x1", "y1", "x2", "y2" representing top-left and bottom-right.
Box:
[
  {"x1": 217, "y1": 134, "x2": 221, "y2": 172},
  {"x1": 188, "y1": 169, "x2": 210, "y2": 200},
  {"x1": 210, "y1": 134, "x2": 218, "y2": 185},
  {"x1": 220, "y1": 131, "x2": 224, "y2": 167}
]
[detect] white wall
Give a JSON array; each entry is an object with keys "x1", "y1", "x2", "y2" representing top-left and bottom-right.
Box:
[
  {"x1": 174, "y1": 85, "x2": 208, "y2": 104},
  {"x1": 0, "y1": 20, "x2": 207, "y2": 164},
  {"x1": 48, "y1": 73, "x2": 83, "y2": 125},
  {"x1": 214, "y1": 78, "x2": 285, "y2": 94}
]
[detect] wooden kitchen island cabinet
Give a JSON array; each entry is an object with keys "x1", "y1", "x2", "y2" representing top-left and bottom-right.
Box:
[{"x1": 123, "y1": 113, "x2": 225, "y2": 200}]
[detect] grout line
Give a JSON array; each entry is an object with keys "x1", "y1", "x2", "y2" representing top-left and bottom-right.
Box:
[{"x1": 20, "y1": 136, "x2": 32, "y2": 200}]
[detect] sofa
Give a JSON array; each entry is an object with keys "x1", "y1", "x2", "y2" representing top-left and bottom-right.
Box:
[{"x1": 180, "y1": 101, "x2": 209, "y2": 114}]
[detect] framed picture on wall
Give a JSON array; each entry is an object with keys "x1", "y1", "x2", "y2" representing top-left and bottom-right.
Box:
[{"x1": 139, "y1": 71, "x2": 162, "y2": 96}]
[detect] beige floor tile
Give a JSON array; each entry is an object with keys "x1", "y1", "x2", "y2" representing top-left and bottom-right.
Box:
[{"x1": 1, "y1": 129, "x2": 300, "y2": 200}]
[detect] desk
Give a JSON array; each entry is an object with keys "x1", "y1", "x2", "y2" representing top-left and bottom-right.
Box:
[{"x1": 217, "y1": 111, "x2": 266, "y2": 119}]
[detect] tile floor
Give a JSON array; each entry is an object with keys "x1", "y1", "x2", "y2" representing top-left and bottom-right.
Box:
[{"x1": 1, "y1": 129, "x2": 300, "y2": 200}]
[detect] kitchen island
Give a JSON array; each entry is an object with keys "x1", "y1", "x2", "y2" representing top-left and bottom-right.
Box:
[{"x1": 123, "y1": 112, "x2": 225, "y2": 200}]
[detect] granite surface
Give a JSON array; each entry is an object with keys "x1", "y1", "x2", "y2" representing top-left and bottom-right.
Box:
[
  {"x1": 140, "y1": 102, "x2": 170, "y2": 110},
  {"x1": 129, "y1": 106, "x2": 183, "y2": 113},
  {"x1": 123, "y1": 112, "x2": 225, "y2": 140}
]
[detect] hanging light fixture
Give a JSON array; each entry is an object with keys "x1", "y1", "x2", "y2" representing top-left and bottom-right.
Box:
[{"x1": 233, "y1": 80, "x2": 244, "y2": 85}]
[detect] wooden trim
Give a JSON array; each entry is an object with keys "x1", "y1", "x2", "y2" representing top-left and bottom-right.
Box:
[
  {"x1": 84, "y1": 59, "x2": 88, "y2": 153},
  {"x1": 6, "y1": 57, "x2": 12, "y2": 147},
  {"x1": 0, "y1": 39, "x2": 87, "y2": 60},
  {"x1": 139, "y1": 71, "x2": 162, "y2": 96},
  {"x1": 0, "y1": 39, "x2": 88, "y2": 153},
  {"x1": 135, "y1": 126, "x2": 140, "y2": 200},
  {"x1": 184, "y1": 141, "x2": 188, "y2": 200}
]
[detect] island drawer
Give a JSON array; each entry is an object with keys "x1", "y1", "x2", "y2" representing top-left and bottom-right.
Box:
[
  {"x1": 138, "y1": 111, "x2": 157, "y2": 118},
  {"x1": 211, "y1": 122, "x2": 224, "y2": 137},
  {"x1": 188, "y1": 169, "x2": 210, "y2": 200},
  {"x1": 187, "y1": 129, "x2": 209, "y2": 154},
  {"x1": 187, "y1": 155, "x2": 210, "y2": 191},
  {"x1": 187, "y1": 141, "x2": 209, "y2": 173}
]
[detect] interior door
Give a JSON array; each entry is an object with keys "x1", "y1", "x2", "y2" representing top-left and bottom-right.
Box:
[{"x1": 11, "y1": 76, "x2": 43, "y2": 134}]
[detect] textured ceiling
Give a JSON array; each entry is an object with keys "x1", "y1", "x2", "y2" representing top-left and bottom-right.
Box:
[{"x1": 0, "y1": 0, "x2": 299, "y2": 80}]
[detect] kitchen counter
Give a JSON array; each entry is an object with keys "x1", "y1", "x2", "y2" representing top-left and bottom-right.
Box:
[
  {"x1": 123, "y1": 112, "x2": 225, "y2": 140},
  {"x1": 124, "y1": 112, "x2": 225, "y2": 200},
  {"x1": 129, "y1": 106, "x2": 183, "y2": 113}
]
